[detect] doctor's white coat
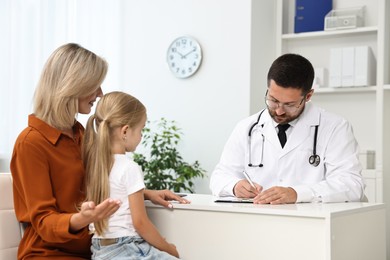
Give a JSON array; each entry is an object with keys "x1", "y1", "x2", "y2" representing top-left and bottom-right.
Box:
[{"x1": 210, "y1": 102, "x2": 365, "y2": 203}]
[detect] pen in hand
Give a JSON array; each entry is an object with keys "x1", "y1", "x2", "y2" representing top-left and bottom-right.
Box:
[{"x1": 242, "y1": 170, "x2": 257, "y2": 191}]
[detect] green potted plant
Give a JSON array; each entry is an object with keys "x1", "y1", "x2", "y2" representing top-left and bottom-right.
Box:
[{"x1": 133, "y1": 118, "x2": 205, "y2": 193}]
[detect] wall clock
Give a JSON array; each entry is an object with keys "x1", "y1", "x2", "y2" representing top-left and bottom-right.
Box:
[{"x1": 166, "y1": 36, "x2": 202, "y2": 78}]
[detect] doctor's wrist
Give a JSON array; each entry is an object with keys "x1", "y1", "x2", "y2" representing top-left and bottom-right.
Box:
[{"x1": 287, "y1": 187, "x2": 297, "y2": 203}]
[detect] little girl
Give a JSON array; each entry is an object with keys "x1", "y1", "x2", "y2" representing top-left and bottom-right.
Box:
[{"x1": 82, "y1": 91, "x2": 180, "y2": 259}]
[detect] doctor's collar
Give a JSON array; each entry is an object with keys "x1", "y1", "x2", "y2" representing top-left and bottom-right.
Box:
[{"x1": 272, "y1": 117, "x2": 299, "y2": 129}]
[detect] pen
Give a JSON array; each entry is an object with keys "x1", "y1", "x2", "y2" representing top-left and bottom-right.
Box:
[{"x1": 242, "y1": 170, "x2": 256, "y2": 190}]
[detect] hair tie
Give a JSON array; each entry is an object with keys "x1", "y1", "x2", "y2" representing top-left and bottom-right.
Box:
[{"x1": 92, "y1": 114, "x2": 100, "y2": 133}]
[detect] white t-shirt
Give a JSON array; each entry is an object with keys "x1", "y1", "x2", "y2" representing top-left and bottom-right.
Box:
[{"x1": 91, "y1": 154, "x2": 145, "y2": 238}]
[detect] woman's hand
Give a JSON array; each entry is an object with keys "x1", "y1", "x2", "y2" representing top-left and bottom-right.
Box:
[
  {"x1": 144, "y1": 189, "x2": 190, "y2": 208},
  {"x1": 69, "y1": 198, "x2": 121, "y2": 233}
]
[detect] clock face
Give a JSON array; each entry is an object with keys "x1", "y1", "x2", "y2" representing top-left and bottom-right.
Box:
[{"x1": 166, "y1": 36, "x2": 202, "y2": 78}]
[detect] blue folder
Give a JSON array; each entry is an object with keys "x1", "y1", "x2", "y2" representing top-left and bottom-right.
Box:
[{"x1": 294, "y1": 0, "x2": 332, "y2": 33}]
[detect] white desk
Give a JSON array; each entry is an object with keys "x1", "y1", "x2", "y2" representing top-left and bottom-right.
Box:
[{"x1": 146, "y1": 194, "x2": 386, "y2": 260}]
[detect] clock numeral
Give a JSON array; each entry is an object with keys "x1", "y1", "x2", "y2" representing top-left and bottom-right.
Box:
[
  {"x1": 169, "y1": 55, "x2": 174, "y2": 60},
  {"x1": 188, "y1": 67, "x2": 193, "y2": 73},
  {"x1": 176, "y1": 68, "x2": 180, "y2": 73},
  {"x1": 171, "y1": 62, "x2": 175, "y2": 68},
  {"x1": 193, "y1": 62, "x2": 197, "y2": 67},
  {"x1": 181, "y1": 39, "x2": 187, "y2": 45},
  {"x1": 171, "y1": 47, "x2": 177, "y2": 53},
  {"x1": 181, "y1": 69, "x2": 186, "y2": 75}
]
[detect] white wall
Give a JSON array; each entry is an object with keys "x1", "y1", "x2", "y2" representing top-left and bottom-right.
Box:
[
  {"x1": 250, "y1": 0, "x2": 277, "y2": 114},
  {"x1": 0, "y1": 0, "x2": 276, "y2": 194},
  {"x1": 121, "y1": 0, "x2": 275, "y2": 193},
  {"x1": 0, "y1": 0, "x2": 126, "y2": 170}
]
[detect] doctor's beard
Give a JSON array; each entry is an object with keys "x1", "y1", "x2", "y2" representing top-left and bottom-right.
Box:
[{"x1": 268, "y1": 104, "x2": 306, "y2": 125}]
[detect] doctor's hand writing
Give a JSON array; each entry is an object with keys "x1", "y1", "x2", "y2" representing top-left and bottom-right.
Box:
[
  {"x1": 253, "y1": 186, "x2": 297, "y2": 204},
  {"x1": 233, "y1": 180, "x2": 262, "y2": 198}
]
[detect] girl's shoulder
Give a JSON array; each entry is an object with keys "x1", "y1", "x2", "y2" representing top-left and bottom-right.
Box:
[
  {"x1": 111, "y1": 154, "x2": 144, "y2": 184},
  {"x1": 113, "y1": 154, "x2": 140, "y2": 171}
]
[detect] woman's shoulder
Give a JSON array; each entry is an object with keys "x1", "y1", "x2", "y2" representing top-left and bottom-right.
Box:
[
  {"x1": 14, "y1": 124, "x2": 45, "y2": 147},
  {"x1": 15, "y1": 115, "x2": 62, "y2": 145}
]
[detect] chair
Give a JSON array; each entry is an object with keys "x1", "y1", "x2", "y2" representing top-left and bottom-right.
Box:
[{"x1": 0, "y1": 173, "x2": 21, "y2": 260}]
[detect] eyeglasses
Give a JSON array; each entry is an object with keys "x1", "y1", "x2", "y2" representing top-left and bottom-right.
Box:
[{"x1": 264, "y1": 91, "x2": 306, "y2": 113}]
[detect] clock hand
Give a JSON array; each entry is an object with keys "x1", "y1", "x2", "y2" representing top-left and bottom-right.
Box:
[
  {"x1": 183, "y1": 49, "x2": 196, "y2": 58},
  {"x1": 176, "y1": 51, "x2": 185, "y2": 58}
]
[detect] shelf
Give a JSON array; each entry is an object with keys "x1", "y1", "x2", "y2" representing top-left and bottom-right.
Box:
[
  {"x1": 314, "y1": 86, "x2": 377, "y2": 94},
  {"x1": 282, "y1": 26, "x2": 378, "y2": 40},
  {"x1": 362, "y1": 169, "x2": 377, "y2": 178}
]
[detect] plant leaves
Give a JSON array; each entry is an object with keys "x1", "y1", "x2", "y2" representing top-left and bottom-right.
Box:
[{"x1": 133, "y1": 118, "x2": 205, "y2": 193}]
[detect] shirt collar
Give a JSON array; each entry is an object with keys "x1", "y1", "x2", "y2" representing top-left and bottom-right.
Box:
[
  {"x1": 28, "y1": 114, "x2": 84, "y2": 145},
  {"x1": 272, "y1": 117, "x2": 299, "y2": 129}
]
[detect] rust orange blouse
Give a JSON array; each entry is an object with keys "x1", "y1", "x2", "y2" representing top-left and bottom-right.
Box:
[{"x1": 11, "y1": 115, "x2": 91, "y2": 259}]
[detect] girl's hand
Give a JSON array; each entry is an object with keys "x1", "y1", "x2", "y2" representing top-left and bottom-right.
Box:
[
  {"x1": 144, "y1": 189, "x2": 190, "y2": 208},
  {"x1": 167, "y1": 243, "x2": 179, "y2": 258}
]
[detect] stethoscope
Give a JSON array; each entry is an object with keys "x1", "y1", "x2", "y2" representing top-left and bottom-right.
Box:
[{"x1": 247, "y1": 109, "x2": 321, "y2": 167}]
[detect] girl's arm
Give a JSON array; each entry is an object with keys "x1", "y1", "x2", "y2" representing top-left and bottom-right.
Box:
[
  {"x1": 144, "y1": 189, "x2": 189, "y2": 208},
  {"x1": 129, "y1": 190, "x2": 179, "y2": 258}
]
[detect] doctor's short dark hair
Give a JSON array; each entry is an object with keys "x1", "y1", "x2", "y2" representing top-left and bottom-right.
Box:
[{"x1": 267, "y1": 53, "x2": 314, "y2": 95}]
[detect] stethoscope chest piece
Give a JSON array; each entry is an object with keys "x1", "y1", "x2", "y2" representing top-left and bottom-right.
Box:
[{"x1": 309, "y1": 154, "x2": 320, "y2": 167}]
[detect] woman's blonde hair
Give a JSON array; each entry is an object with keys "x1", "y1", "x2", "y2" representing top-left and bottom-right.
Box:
[
  {"x1": 34, "y1": 43, "x2": 108, "y2": 130},
  {"x1": 82, "y1": 91, "x2": 146, "y2": 235}
]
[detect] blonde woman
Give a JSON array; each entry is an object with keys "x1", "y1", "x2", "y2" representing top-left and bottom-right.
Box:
[
  {"x1": 83, "y1": 91, "x2": 180, "y2": 259},
  {"x1": 11, "y1": 43, "x2": 186, "y2": 259}
]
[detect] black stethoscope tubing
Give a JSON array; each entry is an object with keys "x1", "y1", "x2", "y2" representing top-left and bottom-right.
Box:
[
  {"x1": 247, "y1": 109, "x2": 265, "y2": 167},
  {"x1": 248, "y1": 109, "x2": 320, "y2": 167},
  {"x1": 309, "y1": 125, "x2": 320, "y2": 166}
]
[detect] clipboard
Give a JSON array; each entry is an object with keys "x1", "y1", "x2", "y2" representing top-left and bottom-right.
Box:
[{"x1": 214, "y1": 198, "x2": 254, "y2": 204}]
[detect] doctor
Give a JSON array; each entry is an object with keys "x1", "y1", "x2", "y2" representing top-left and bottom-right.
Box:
[{"x1": 210, "y1": 53, "x2": 365, "y2": 204}]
